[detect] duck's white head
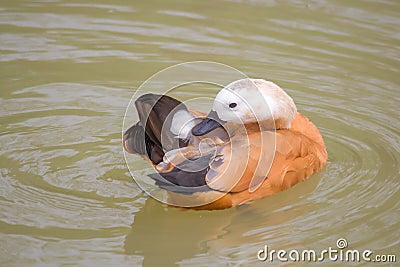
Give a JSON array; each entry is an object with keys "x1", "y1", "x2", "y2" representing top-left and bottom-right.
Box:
[{"x1": 192, "y1": 78, "x2": 297, "y2": 136}]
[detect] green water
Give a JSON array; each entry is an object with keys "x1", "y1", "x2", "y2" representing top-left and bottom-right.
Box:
[{"x1": 1, "y1": 1, "x2": 399, "y2": 266}]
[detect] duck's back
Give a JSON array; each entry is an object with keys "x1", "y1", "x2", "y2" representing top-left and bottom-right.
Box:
[
  {"x1": 229, "y1": 112, "x2": 327, "y2": 206},
  {"x1": 290, "y1": 113, "x2": 327, "y2": 155}
]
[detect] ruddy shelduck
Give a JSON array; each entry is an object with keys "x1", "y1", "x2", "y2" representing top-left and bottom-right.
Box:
[{"x1": 123, "y1": 78, "x2": 328, "y2": 210}]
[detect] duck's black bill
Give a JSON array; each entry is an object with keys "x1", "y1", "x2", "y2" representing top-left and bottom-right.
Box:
[{"x1": 192, "y1": 110, "x2": 226, "y2": 136}]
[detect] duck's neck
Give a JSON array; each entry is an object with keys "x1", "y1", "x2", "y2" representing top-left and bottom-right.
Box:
[
  {"x1": 273, "y1": 118, "x2": 292, "y2": 130},
  {"x1": 226, "y1": 119, "x2": 292, "y2": 135}
]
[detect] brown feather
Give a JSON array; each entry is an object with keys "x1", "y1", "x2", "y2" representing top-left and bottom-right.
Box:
[{"x1": 195, "y1": 112, "x2": 328, "y2": 209}]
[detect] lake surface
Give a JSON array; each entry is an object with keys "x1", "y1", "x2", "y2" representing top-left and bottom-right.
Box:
[{"x1": 1, "y1": 0, "x2": 399, "y2": 266}]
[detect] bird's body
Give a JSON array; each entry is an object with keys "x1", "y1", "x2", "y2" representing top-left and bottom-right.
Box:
[{"x1": 123, "y1": 79, "x2": 327, "y2": 210}]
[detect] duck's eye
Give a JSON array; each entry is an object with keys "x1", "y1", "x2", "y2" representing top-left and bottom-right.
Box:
[{"x1": 229, "y1": 103, "x2": 237, "y2": 109}]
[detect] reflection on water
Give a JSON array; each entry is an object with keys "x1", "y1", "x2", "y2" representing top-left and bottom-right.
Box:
[
  {"x1": 125, "y1": 199, "x2": 233, "y2": 266},
  {"x1": 0, "y1": 0, "x2": 399, "y2": 266},
  {"x1": 125, "y1": 171, "x2": 322, "y2": 266}
]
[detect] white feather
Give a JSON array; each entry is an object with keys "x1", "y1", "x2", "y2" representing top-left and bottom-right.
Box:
[
  {"x1": 212, "y1": 78, "x2": 297, "y2": 129},
  {"x1": 170, "y1": 110, "x2": 199, "y2": 139}
]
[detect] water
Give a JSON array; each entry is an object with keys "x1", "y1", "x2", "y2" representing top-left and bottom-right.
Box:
[{"x1": 1, "y1": 0, "x2": 399, "y2": 266}]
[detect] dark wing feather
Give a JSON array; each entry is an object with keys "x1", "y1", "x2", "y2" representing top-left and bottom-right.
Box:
[
  {"x1": 135, "y1": 94, "x2": 188, "y2": 151},
  {"x1": 123, "y1": 122, "x2": 164, "y2": 164},
  {"x1": 147, "y1": 152, "x2": 217, "y2": 194},
  {"x1": 123, "y1": 94, "x2": 190, "y2": 164},
  {"x1": 148, "y1": 169, "x2": 212, "y2": 194}
]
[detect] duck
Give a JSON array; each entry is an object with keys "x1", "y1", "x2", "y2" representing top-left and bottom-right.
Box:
[{"x1": 123, "y1": 78, "x2": 328, "y2": 210}]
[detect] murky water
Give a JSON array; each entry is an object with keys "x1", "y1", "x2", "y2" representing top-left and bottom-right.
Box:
[{"x1": 1, "y1": 1, "x2": 399, "y2": 266}]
